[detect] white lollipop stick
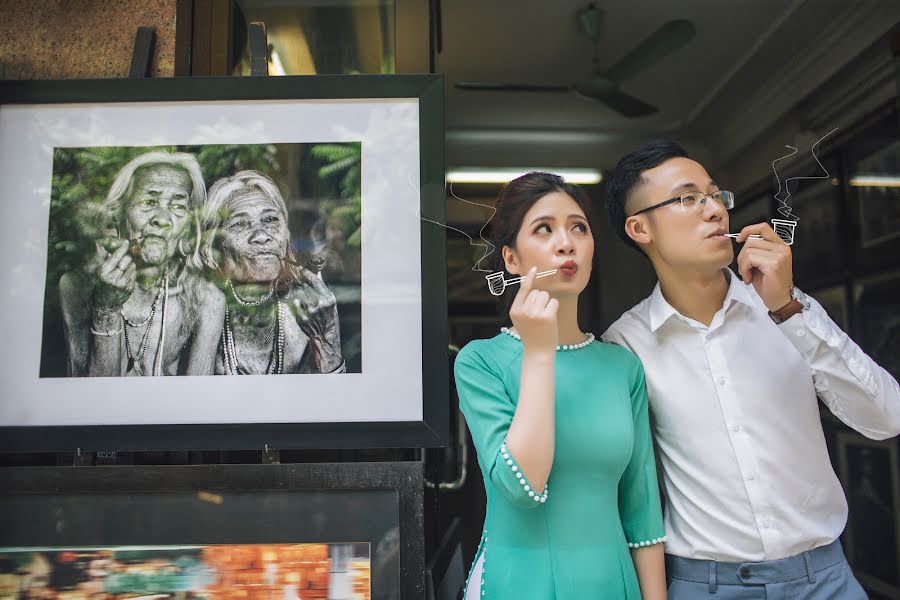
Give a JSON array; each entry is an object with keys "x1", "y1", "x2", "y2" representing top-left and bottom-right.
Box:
[{"x1": 485, "y1": 269, "x2": 558, "y2": 296}]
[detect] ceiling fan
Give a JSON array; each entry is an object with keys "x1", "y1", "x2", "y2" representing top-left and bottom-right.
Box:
[{"x1": 454, "y1": 3, "x2": 696, "y2": 118}]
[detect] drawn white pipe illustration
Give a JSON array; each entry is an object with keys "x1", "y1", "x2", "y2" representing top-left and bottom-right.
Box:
[
  {"x1": 485, "y1": 269, "x2": 558, "y2": 296},
  {"x1": 770, "y1": 219, "x2": 797, "y2": 245}
]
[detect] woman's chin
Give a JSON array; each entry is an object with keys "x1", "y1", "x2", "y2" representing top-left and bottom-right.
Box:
[
  {"x1": 545, "y1": 281, "x2": 587, "y2": 299},
  {"x1": 237, "y1": 257, "x2": 283, "y2": 282}
]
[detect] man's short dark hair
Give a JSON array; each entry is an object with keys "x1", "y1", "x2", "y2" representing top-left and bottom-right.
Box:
[{"x1": 605, "y1": 139, "x2": 690, "y2": 252}]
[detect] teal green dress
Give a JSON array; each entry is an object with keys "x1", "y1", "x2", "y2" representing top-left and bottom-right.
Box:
[{"x1": 455, "y1": 332, "x2": 665, "y2": 599}]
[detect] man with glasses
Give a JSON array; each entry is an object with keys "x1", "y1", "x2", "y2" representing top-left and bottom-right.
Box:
[{"x1": 601, "y1": 139, "x2": 900, "y2": 599}]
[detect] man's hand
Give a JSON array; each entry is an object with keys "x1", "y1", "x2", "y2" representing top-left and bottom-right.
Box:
[{"x1": 736, "y1": 222, "x2": 793, "y2": 311}]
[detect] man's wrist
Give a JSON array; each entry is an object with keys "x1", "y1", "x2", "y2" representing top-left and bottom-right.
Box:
[
  {"x1": 770, "y1": 293, "x2": 794, "y2": 313},
  {"x1": 769, "y1": 298, "x2": 803, "y2": 324},
  {"x1": 769, "y1": 286, "x2": 809, "y2": 324}
]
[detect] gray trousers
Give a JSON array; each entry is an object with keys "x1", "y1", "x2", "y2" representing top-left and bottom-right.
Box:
[{"x1": 666, "y1": 540, "x2": 868, "y2": 599}]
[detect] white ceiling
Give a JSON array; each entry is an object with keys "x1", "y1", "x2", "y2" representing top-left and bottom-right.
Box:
[{"x1": 435, "y1": 0, "x2": 900, "y2": 171}]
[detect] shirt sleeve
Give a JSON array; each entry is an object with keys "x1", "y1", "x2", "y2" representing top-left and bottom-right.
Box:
[
  {"x1": 455, "y1": 343, "x2": 549, "y2": 509},
  {"x1": 617, "y1": 357, "x2": 666, "y2": 549},
  {"x1": 778, "y1": 293, "x2": 900, "y2": 440}
]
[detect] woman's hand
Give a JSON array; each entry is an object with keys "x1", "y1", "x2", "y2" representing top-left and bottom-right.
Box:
[
  {"x1": 92, "y1": 238, "x2": 136, "y2": 315},
  {"x1": 287, "y1": 266, "x2": 343, "y2": 371},
  {"x1": 509, "y1": 267, "x2": 558, "y2": 353}
]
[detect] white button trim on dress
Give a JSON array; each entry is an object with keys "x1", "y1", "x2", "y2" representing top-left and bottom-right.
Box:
[
  {"x1": 627, "y1": 536, "x2": 667, "y2": 549},
  {"x1": 500, "y1": 442, "x2": 550, "y2": 503},
  {"x1": 501, "y1": 327, "x2": 595, "y2": 351}
]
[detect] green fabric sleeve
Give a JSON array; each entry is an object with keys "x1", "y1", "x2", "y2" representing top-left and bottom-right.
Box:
[
  {"x1": 618, "y1": 358, "x2": 666, "y2": 547},
  {"x1": 455, "y1": 343, "x2": 549, "y2": 509}
]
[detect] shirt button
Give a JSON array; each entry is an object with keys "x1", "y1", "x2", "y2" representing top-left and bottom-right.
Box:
[
  {"x1": 746, "y1": 473, "x2": 755, "y2": 481},
  {"x1": 717, "y1": 377, "x2": 727, "y2": 386},
  {"x1": 731, "y1": 424, "x2": 741, "y2": 432},
  {"x1": 740, "y1": 567, "x2": 752, "y2": 579},
  {"x1": 797, "y1": 329, "x2": 806, "y2": 337}
]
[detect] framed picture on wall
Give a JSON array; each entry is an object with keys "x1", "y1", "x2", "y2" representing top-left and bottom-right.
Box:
[
  {"x1": 837, "y1": 431, "x2": 900, "y2": 598},
  {"x1": 0, "y1": 75, "x2": 448, "y2": 451},
  {"x1": 0, "y1": 462, "x2": 424, "y2": 600}
]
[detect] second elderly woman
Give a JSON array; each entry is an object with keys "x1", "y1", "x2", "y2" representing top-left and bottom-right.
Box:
[{"x1": 201, "y1": 171, "x2": 345, "y2": 375}]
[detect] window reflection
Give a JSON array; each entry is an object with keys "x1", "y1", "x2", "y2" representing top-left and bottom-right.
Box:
[{"x1": 232, "y1": 0, "x2": 396, "y2": 76}]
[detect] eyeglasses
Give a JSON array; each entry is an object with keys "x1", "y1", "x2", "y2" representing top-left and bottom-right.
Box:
[{"x1": 632, "y1": 190, "x2": 735, "y2": 216}]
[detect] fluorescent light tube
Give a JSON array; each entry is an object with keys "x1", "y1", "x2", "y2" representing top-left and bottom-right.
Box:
[
  {"x1": 447, "y1": 167, "x2": 602, "y2": 185},
  {"x1": 848, "y1": 175, "x2": 900, "y2": 187}
]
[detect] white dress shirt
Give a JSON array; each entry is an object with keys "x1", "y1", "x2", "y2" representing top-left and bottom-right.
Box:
[{"x1": 602, "y1": 269, "x2": 900, "y2": 562}]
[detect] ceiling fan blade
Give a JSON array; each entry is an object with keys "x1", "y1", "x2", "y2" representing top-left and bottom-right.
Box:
[
  {"x1": 605, "y1": 19, "x2": 696, "y2": 83},
  {"x1": 597, "y1": 90, "x2": 658, "y2": 118},
  {"x1": 455, "y1": 81, "x2": 572, "y2": 93}
]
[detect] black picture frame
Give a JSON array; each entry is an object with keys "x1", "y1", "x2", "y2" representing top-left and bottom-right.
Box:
[
  {"x1": 0, "y1": 461, "x2": 425, "y2": 599},
  {"x1": 0, "y1": 74, "x2": 449, "y2": 452}
]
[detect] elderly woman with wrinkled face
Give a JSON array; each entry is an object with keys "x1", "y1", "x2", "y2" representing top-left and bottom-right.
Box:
[
  {"x1": 59, "y1": 151, "x2": 226, "y2": 377},
  {"x1": 201, "y1": 171, "x2": 344, "y2": 375}
]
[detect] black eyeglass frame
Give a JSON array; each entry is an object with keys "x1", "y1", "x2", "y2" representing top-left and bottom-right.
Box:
[{"x1": 631, "y1": 190, "x2": 735, "y2": 216}]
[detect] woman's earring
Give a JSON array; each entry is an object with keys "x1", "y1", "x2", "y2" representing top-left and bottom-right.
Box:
[{"x1": 178, "y1": 238, "x2": 191, "y2": 257}]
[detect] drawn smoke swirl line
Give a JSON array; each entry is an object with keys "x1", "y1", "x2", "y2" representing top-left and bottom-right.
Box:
[
  {"x1": 771, "y1": 127, "x2": 839, "y2": 222},
  {"x1": 407, "y1": 172, "x2": 497, "y2": 273}
]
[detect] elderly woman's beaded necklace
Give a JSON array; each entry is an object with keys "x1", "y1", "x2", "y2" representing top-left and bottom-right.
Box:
[
  {"x1": 221, "y1": 295, "x2": 286, "y2": 375},
  {"x1": 227, "y1": 279, "x2": 275, "y2": 307},
  {"x1": 122, "y1": 270, "x2": 169, "y2": 375}
]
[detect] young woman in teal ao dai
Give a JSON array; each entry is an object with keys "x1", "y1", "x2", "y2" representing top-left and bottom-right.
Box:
[{"x1": 454, "y1": 172, "x2": 667, "y2": 599}]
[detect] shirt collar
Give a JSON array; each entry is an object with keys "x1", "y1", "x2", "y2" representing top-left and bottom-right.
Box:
[{"x1": 648, "y1": 268, "x2": 756, "y2": 332}]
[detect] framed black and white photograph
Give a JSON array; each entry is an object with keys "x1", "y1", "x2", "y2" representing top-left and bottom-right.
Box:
[
  {"x1": 0, "y1": 75, "x2": 447, "y2": 451},
  {"x1": 0, "y1": 461, "x2": 424, "y2": 600},
  {"x1": 837, "y1": 431, "x2": 900, "y2": 598}
]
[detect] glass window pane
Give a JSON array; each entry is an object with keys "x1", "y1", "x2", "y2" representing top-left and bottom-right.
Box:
[{"x1": 232, "y1": 0, "x2": 396, "y2": 76}]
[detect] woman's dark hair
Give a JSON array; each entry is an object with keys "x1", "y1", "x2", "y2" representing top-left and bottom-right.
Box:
[
  {"x1": 488, "y1": 171, "x2": 595, "y2": 321},
  {"x1": 605, "y1": 139, "x2": 689, "y2": 252}
]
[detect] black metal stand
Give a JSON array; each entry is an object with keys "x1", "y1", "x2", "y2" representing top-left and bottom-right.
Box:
[
  {"x1": 248, "y1": 22, "x2": 268, "y2": 76},
  {"x1": 129, "y1": 27, "x2": 156, "y2": 79}
]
